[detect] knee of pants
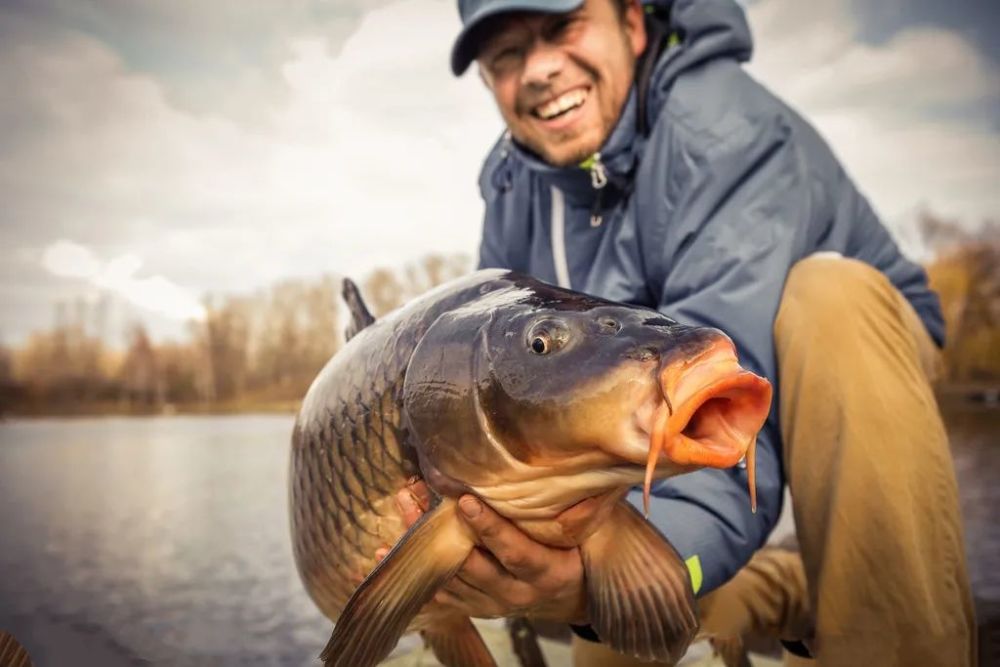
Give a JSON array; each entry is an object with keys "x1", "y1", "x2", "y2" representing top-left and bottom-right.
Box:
[{"x1": 774, "y1": 255, "x2": 897, "y2": 345}]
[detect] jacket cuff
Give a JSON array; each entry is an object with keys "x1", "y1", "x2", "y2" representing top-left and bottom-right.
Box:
[
  {"x1": 781, "y1": 639, "x2": 814, "y2": 658},
  {"x1": 569, "y1": 624, "x2": 601, "y2": 643}
]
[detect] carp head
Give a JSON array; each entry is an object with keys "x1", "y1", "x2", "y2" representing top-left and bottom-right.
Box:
[{"x1": 403, "y1": 277, "x2": 771, "y2": 541}]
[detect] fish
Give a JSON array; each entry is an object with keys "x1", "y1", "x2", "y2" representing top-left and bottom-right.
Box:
[
  {"x1": 289, "y1": 269, "x2": 772, "y2": 667},
  {"x1": 0, "y1": 631, "x2": 33, "y2": 667}
]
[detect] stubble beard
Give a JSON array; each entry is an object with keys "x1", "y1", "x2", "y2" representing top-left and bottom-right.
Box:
[{"x1": 519, "y1": 127, "x2": 600, "y2": 167}]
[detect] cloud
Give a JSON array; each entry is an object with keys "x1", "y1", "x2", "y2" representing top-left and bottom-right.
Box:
[
  {"x1": 773, "y1": 28, "x2": 999, "y2": 115},
  {"x1": 41, "y1": 240, "x2": 103, "y2": 280},
  {"x1": 745, "y1": 0, "x2": 1000, "y2": 230},
  {"x1": 0, "y1": 0, "x2": 387, "y2": 122},
  {"x1": 2, "y1": 0, "x2": 998, "y2": 342},
  {"x1": 41, "y1": 240, "x2": 206, "y2": 321},
  {"x1": 0, "y1": 0, "x2": 500, "y2": 294}
]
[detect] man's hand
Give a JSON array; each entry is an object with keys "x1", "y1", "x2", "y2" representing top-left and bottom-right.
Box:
[{"x1": 384, "y1": 479, "x2": 589, "y2": 623}]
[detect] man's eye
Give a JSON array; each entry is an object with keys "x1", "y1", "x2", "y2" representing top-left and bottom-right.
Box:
[
  {"x1": 549, "y1": 17, "x2": 578, "y2": 39},
  {"x1": 491, "y1": 47, "x2": 520, "y2": 68}
]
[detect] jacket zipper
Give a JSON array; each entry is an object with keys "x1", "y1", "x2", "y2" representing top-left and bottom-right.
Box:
[
  {"x1": 589, "y1": 153, "x2": 608, "y2": 228},
  {"x1": 551, "y1": 153, "x2": 608, "y2": 289}
]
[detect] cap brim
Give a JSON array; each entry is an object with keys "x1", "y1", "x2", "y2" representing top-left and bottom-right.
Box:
[{"x1": 451, "y1": 0, "x2": 585, "y2": 75}]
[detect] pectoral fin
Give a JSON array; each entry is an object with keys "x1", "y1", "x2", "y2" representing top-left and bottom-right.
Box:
[
  {"x1": 422, "y1": 616, "x2": 496, "y2": 667},
  {"x1": 0, "y1": 630, "x2": 33, "y2": 667},
  {"x1": 320, "y1": 498, "x2": 475, "y2": 667},
  {"x1": 580, "y1": 501, "x2": 698, "y2": 663}
]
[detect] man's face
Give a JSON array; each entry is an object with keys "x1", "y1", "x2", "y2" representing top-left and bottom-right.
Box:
[{"x1": 475, "y1": 0, "x2": 646, "y2": 167}]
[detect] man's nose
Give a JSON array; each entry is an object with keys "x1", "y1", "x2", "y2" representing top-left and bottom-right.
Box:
[{"x1": 520, "y1": 40, "x2": 564, "y2": 87}]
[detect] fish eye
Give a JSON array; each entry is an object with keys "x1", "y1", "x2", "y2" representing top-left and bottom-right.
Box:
[{"x1": 526, "y1": 319, "x2": 569, "y2": 355}]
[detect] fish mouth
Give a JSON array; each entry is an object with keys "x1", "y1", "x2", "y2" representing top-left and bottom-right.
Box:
[{"x1": 642, "y1": 336, "x2": 772, "y2": 515}]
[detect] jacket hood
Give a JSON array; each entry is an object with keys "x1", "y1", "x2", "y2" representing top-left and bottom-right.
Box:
[
  {"x1": 499, "y1": 0, "x2": 753, "y2": 199},
  {"x1": 644, "y1": 0, "x2": 752, "y2": 119}
]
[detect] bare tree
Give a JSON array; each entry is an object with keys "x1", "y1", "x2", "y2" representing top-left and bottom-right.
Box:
[
  {"x1": 921, "y1": 213, "x2": 1000, "y2": 382},
  {"x1": 119, "y1": 324, "x2": 165, "y2": 408}
]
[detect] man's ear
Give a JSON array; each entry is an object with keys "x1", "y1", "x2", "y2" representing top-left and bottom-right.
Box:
[
  {"x1": 624, "y1": 0, "x2": 647, "y2": 58},
  {"x1": 477, "y1": 63, "x2": 495, "y2": 91}
]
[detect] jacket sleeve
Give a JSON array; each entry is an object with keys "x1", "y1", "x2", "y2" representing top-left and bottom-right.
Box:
[
  {"x1": 477, "y1": 209, "x2": 509, "y2": 270},
  {"x1": 632, "y1": 109, "x2": 814, "y2": 596}
]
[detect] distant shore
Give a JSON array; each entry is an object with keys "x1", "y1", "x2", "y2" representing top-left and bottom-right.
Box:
[
  {"x1": 936, "y1": 383, "x2": 1000, "y2": 408},
  {"x1": 0, "y1": 398, "x2": 302, "y2": 419},
  {"x1": 2, "y1": 384, "x2": 997, "y2": 420}
]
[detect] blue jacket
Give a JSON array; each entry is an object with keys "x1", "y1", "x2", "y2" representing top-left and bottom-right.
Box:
[{"x1": 475, "y1": 0, "x2": 943, "y2": 595}]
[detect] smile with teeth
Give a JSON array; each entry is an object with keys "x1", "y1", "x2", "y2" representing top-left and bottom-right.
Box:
[{"x1": 533, "y1": 88, "x2": 589, "y2": 120}]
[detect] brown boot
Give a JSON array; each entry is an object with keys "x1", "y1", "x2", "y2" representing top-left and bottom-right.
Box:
[{"x1": 698, "y1": 546, "x2": 813, "y2": 666}]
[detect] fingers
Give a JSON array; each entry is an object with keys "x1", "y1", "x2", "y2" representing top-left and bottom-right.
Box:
[
  {"x1": 436, "y1": 572, "x2": 505, "y2": 618},
  {"x1": 457, "y1": 495, "x2": 549, "y2": 581},
  {"x1": 405, "y1": 477, "x2": 432, "y2": 511},
  {"x1": 396, "y1": 490, "x2": 424, "y2": 526},
  {"x1": 459, "y1": 550, "x2": 537, "y2": 601},
  {"x1": 456, "y1": 547, "x2": 509, "y2": 585},
  {"x1": 437, "y1": 551, "x2": 538, "y2": 618},
  {"x1": 395, "y1": 477, "x2": 431, "y2": 527},
  {"x1": 380, "y1": 478, "x2": 430, "y2": 567}
]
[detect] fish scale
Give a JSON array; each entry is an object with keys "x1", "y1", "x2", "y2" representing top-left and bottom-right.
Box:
[{"x1": 290, "y1": 281, "x2": 477, "y2": 624}]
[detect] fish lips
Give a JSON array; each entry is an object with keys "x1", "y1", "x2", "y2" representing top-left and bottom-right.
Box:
[
  {"x1": 634, "y1": 334, "x2": 772, "y2": 514},
  {"x1": 666, "y1": 374, "x2": 771, "y2": 467},
  {"x1": 640, "y1": 335, "x2": 772, "y2": 471}
]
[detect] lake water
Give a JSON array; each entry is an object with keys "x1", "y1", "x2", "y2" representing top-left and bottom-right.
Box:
[
  {"x1": 0, "y1": 415, "x2": 329, "y2": 666},
  {"x1": 0, "y1": 408, "x2": 996, "y2": 666}
]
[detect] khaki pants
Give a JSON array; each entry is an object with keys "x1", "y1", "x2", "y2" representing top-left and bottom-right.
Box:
[{"x1": 574, "y1": 256, "x2": 976, "y2": 666}]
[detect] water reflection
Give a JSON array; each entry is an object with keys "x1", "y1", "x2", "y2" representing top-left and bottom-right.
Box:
[
  {"x1": 0, "y1": 408, "x2": 995, "y2": 666},
  {"x1": 944, "y1": 402, "x2": 1000, "y2": 602},
  {"x1": 0, "y1": 415, "x2": 330, "y2": 666}
]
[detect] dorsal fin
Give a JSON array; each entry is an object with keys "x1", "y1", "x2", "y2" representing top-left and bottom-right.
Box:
[{"x1": 342, "y1": 277, "x2": 376, "y2": 342}]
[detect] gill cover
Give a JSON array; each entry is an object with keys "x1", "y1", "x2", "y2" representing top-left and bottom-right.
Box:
[{"x1": 403, "y1": 306, "x2": 503, "y2": 491}]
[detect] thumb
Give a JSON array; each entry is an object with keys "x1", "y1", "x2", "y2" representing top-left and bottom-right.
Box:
[
  {"x1": 457, "y1": 494, "x2": 548, "y2": 580},
  {"x1": 458, "y1": 495, "x2": 501, "y2": 539},
  {"x1": 459, "y1": 495, "x2": 485, "y2": 522}
]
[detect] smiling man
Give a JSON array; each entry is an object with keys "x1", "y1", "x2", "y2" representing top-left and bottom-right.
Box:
[
  {"x1": 470, "y1": 0, "x2": 642, "y2": 167},
  {"x1": 393, "y1": 0, "x2": 976, "y2": 665}
]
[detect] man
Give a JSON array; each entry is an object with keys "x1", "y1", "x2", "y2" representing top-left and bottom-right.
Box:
[{"x1": 396, "y1": 0, "x2": 976, "y2": 664}]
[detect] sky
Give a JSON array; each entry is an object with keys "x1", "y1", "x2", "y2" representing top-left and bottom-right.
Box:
[{"x1": 0, "y1": 0, "x2": 997, "y2": 345}]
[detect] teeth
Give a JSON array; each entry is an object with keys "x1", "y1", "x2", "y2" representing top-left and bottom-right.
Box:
[{"x1": 536, "y1": 89, "x2": 587, "y2": 120}]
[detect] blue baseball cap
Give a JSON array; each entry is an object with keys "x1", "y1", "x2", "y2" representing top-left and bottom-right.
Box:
[{"x1": 451, "y1": 0, "x2": 585, "y2": 75}]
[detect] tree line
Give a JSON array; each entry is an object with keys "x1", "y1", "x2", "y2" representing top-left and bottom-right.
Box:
[
  {"x1": 920, "y1": 214, "x2": 999, "y2": 386},
  {"x1": 0, "y1": 254, "x2": 470, "y2": 415},
  {"x1": 0, "y1": 217, "x2": 996, "y2": 417}
]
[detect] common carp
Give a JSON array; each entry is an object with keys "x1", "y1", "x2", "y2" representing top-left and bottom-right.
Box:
[{"x1": 289, "y1": 270, "x2": 771, "y2": 667}]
